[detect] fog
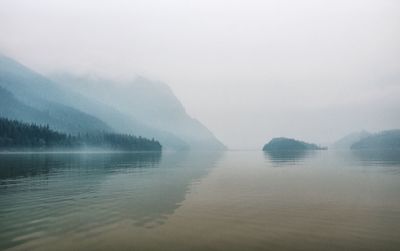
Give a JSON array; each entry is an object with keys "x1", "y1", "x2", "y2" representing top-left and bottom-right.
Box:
[{"x1": 1, "y1": 0, "x2": 399, "y2": 149}]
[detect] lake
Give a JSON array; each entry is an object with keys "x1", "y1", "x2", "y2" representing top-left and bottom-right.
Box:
[{"x1": 0, "y1": 150, "x2": 399, "y2": 250}]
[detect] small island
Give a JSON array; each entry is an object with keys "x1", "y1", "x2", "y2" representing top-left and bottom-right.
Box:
[{"x1": 263, "y1": 137, "x2": 326, "y2": 151}]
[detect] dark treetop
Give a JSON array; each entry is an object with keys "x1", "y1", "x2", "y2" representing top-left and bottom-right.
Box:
[{"x1": 0, "y1": 117, "x2": 161, "y2": 151}]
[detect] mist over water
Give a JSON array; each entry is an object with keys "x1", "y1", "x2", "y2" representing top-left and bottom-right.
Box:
[
  {"x1": 1, "y1": 0, "x2": 399, "y2": 148},
  {"x1": 1, "y1": 150, "x2": 399, "y2": 251},
  {"x1": 0, "y1": 1, "x2": 400, "y2": 250}
]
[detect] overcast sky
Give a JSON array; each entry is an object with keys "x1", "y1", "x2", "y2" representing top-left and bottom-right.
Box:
[{"x1": 1, "y1": 0, "x2": 399, "y2": 149}]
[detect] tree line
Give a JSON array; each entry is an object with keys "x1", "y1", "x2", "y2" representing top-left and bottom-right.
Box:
[{"x1": 0, "y1": 117, "x2": 161, "y2": 151}]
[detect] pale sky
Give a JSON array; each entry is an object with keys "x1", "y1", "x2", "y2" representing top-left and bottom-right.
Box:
[{"x1": 1, "y1": 0, "x2": 399, "y2": 149}]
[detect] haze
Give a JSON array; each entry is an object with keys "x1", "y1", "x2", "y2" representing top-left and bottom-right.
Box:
[{"x1": 1, "y1": 0, "x2": 399, "y2": 149}]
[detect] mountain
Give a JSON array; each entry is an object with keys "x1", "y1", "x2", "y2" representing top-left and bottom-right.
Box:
[
  {"x1": 0, "y1": 55, "x2": 111, "y2": 134},
  {"x1": 332, "y1": 131, "x2": 371, "y2": 149},
  {"x1": 351, "y1": 130, "x2": 400, "y2": 150},
  {"x1": 0, "y1": 85, "x2": 113, "y2": 135},
  {"x1": 50, "y1": 74, "x2": 226, "y2": 150},
  {"x1": 0, "y1": 54, "x2": 224, "y2": 150},
  {"x1": 263, "y1": 137, "x2": 326, "y2": 151},
  {"x1": 0, "y1": 55, "x2": 187, "y2": 149}
]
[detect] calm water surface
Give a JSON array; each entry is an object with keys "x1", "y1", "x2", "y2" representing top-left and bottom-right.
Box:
[{"x1": 0, "y1": 150, "x2": 399, "y2": 250}]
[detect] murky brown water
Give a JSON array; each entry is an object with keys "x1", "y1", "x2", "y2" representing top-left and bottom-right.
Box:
[{"x1": 1, "y1": 150, "x2": 399, "y2": 250}]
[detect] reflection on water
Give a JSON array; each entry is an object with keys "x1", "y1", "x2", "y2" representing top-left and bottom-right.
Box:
[
  {"x1": 351, "y1": 149, "x2": 400, "y2": 166},
  {"x1": 263, "y1": 149, "x2": 316, "y2": 166},
  {"x1": 1, "y1": 150, "x2": 400, "y2": 251},
  {"x1": 0, "y1": 152, "x2": 162, "y2": 181},
  {"x1": 0, "y1": 151, "x2": 222, "y2": 250},
  {"x1": 348, "y1": 149, "x2": 400, "y2": 175}
]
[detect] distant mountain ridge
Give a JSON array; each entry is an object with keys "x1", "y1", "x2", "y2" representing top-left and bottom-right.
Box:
[
  {"x1": 0, "y1": 54, "x2": 225, "y2": 150},
  {"x1": 351, "y1": 130, "x2": 400, "y2": 150},
  {"x1": 332, "y1": 131, "x2": 371, "y2": 149},
  {"x1": 0, "y1": 56, "x2": 111, "y2": 134},
  {"x1": 50, "y1": 73, "x2": 226, "y2": 150}
]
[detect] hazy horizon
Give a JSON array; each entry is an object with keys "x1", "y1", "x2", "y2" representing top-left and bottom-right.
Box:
[{"x1": 1, "y1": 0, "x2": 399, "y2": 149}]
